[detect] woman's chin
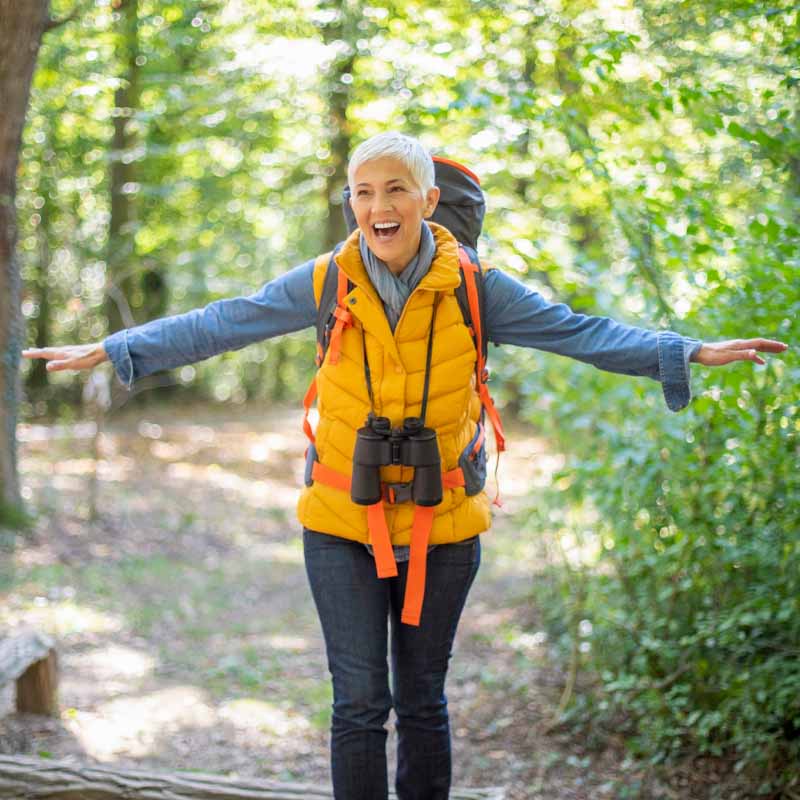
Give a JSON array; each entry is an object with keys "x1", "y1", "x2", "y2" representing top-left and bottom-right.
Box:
[{"x1": 373, "y1": 244, "x2": 409, "y2": 270}]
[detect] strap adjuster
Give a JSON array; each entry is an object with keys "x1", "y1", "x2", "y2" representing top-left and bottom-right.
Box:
[{"x1": 382, "y1": 481, "x2": 414, "y2": 505}]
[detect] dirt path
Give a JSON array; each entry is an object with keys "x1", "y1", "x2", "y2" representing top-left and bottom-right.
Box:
[{"x1": 1, "y1": 403, "x2": 646, "y2": 798}]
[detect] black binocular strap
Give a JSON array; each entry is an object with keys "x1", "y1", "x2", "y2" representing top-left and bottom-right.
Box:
[
  {"x1": 419, "y1": 293, "x2": 441, "y2": 424},
  {"x1": 362, "y1": 292, "x2": 440, "y2": 423},
  {"x1": 362, "y1": 331, "x2": 376, "y2": 412}
]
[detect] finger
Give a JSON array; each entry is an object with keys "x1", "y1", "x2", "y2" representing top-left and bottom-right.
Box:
[
  {"x1": 731, "y1": 338, "x2": 788, "y2": 352},
  {"x1": 21, "y1": 348, "x2": 51, "y2": 359},
  {"x1": 753, "y1": 339, "x2": 788, "y2": 353},
  {"x1": 45, "y1": 360, "x2": 73, "y2": 371},
  {"x1": 734, "y1": 349, "x2": 765, "y2": 365},
  {"x1": 23, "y1": 348, "x2": 68, "y2": 361}
]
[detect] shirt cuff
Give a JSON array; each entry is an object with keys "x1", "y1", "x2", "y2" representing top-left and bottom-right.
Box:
[
  {"x1": 103, "y1": 329, "x2": 134, "y2": 390},
  {"x1": 658, "y1": 331, "x2": 703, "y2": 412}
]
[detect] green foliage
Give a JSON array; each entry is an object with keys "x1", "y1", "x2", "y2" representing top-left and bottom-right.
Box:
[
  {"x1": 519, "y1": 201, "x2": 798, "y2": 793},
  {"x1": 14, "y1": 0, "x2": 800, "y2": 792},
  {"x1": 492, "y1": 2, "x2": 800, "y2": 792}
]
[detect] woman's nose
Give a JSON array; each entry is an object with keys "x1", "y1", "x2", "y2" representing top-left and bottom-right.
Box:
[{"x1": 372, "y1": 191, "x2": 393, "y2": 212}]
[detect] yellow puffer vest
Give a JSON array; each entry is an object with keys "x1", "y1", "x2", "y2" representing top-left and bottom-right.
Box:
[{"x1": 296, "y1": 222, "x2": 492, "y2": 546}]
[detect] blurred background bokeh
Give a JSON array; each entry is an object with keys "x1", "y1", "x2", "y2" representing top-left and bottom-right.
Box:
[{"x1": 4, "y1": 0, "x2": 799, "y2": 795}]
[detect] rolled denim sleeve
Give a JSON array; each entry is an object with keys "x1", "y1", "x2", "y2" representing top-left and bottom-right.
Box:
[
  {"x1": 103, "y1": 259, "x2": 317, "y2": 389},
  {"x1": 484, "y1": 268, "x2": 703, "y2": 412}
]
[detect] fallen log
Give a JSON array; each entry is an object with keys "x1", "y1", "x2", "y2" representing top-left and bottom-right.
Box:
[
  {"x1": 0, "y1": 631, "x2": 58, "y2": 715},
  {"x1": 0, "y1": 755, "x2": 507, "y2": 799}
]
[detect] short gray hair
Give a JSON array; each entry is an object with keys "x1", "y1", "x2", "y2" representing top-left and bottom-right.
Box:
[{"x1": 347, "y1": 132, "x2": 435, "y2": 195}]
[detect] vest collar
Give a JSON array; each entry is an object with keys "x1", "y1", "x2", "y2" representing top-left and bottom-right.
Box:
[{"x1": 334, "y1": 221, "x2": 462, "y2": 301}]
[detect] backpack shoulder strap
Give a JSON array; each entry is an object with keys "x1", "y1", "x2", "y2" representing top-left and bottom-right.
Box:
[
  {"x1": 456, "y1": 244, "x2": 506, "y2": 455},
  {"x1": 313, "y1": 243, "x2": 351, "y2": 367},
  {"x1": 312, "y1": 251, "x2": 333, "y2": 307},
  {"x1": 304, "y1": 244, "x2": 350, "y2": 444},
  {"x1": 455, "y1": 244, "x2": 488, "y2": 375}
]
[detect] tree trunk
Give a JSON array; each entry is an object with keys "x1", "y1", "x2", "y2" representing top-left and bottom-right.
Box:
[
  {"x1": 105, "y1": 0, "x2": 142, "y2": 335},
  {"x1": 319, "y1": 0, "x2": 356, "y2": 250},
  {"x1": 0, "y1": 0, "x2": 51, "y2": 519},
  {"x1": 0, "y1": 755, "x2": 506, "y2": 799},
  {"x1": 25, "y1": 153, "x2": 54, "y2": 401},
  {"x1": 0, "y1": 631, "x2": 58, "y2": 716}
]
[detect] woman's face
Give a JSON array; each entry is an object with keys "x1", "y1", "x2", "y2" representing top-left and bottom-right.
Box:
[{"x1": 349, "y1": 157, "x2": 440, "y2": 275}]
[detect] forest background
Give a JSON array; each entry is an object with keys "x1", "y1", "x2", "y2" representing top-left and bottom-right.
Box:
[{"x1": 1, "y1": 0, "x2": 798, "y2": 797}]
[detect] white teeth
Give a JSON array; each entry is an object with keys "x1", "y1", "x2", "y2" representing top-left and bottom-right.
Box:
[{"x1": 374, "y1": 222, "x2": 399, "y2": 229}]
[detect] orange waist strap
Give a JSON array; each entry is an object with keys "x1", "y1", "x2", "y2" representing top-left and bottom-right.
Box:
[{"x1": 309, "y1": 460, "x2": 464, "y2": 626}]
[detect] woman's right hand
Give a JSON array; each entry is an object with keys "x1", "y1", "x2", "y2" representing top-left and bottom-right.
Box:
[{"x1": 22, "y1": 343, "x2": 109, "y2": 372}]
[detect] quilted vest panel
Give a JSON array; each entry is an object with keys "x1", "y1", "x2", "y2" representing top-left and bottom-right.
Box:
[{"x1": 296, "y1": 223, "x2": 492, "y2": 545}]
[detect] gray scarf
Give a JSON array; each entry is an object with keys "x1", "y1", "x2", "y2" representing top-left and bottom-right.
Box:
[{"x1": 359, "y1": 221, "x2": 436, "y2": 331}]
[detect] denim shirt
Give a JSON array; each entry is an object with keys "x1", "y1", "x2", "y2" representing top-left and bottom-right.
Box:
[
  {"x1": 103, "y1": 259, "x2": 702, "y2": 413},
  {"x1": 103, "y1": 260, "x2": 701, "y2": 561}
]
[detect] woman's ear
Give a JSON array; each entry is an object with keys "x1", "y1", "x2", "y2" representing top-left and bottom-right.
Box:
[{"x1": 423, "y1": 186, "x2": 441, "y2": 218}]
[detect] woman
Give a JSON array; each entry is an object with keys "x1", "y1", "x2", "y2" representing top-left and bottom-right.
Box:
[{"x1": 23, "y1": 132, "x2": 787, "y2": 800}]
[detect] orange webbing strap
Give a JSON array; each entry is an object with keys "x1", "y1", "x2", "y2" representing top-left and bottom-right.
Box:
[
  {"x1": 311, "y1": 461, "x2": 466, "y2": 495},
  {"x1": 458, "y1": 248, "x2": 484, "y2": 375},
  {"x1": 458, "y1": 246, "x2": 507, "y2": 455},
  {"x1": 311, "y1": 460, "x2": 351, "y2": 493},
  {"x1": 327, "y1": 306, "x2": 352, "y2": 366},
  {"x1": 442, "y1": 467, "x2": 465, "y2": 490},
  {"x1": 307, "y1": 460, "x2": 465, "y2": 623},
  {"x1": 302, "y1": 378, "x2": 318, "y2": 444},
  {"x1": 400, "y1": 505, "x2": 436, "y2": 626},
  {"x1": 472, "y1": 422, "x2": 485, "y2": 454},
  {"x1": 368, "y1": 502, "x2": 398, "y2": 579},
  {"x1": 325, "y1": 269, "x2": 353, "y2": 366},
  {"x1": 478, "y1": 382, "x2": 506, "y2": 453}
]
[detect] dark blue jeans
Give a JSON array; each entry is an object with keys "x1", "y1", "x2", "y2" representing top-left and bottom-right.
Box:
[{"x1": 303, "y1": 528, "x2": 481, "y2": 800}]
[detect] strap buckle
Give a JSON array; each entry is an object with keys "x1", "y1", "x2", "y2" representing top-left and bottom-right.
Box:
[{"x1": 382, "y1": 481, "x2": 414, "y2": 505}]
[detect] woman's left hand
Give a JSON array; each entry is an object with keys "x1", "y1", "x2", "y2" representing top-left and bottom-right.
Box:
[{"x1": 691, "y1": 338, "x2": 788, "y2": 367}]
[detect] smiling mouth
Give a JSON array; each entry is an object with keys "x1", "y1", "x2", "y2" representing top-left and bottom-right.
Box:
[{"x1": 373, "y1": 222, "x2": 400, "y2": 241}]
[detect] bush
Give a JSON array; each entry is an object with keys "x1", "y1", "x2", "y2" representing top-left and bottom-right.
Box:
[{"x1": 513, "y1": 255, "x2": 799, "y2": 793}]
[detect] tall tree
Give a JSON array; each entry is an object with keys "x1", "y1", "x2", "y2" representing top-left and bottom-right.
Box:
[
  {"x1": 105, "y1": 0, "x2": 144, "y2": 334},
  {"x1": 317, "y1": 0, "x2": 358, "y2": 249},
  {"x1": 0, "y1": 0, "x2": 51, "y2": 521}
]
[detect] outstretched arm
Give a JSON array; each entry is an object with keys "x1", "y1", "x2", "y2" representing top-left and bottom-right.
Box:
[
  {"x1": 484, "y1": 268, "x2": 787, "y2": 411},
  {"x1": 23, "y1": 259, "x2": 317, "y2": 388}
]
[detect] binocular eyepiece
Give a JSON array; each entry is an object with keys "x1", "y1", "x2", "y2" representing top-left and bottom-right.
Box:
[{"x1": 351, "y1": 415, "x2": 442, "y2": 507}]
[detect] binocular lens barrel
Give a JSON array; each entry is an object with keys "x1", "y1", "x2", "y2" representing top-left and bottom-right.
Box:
[
  {"x1": 352, "y1": 424, "x2": 394, "y2": 505},
  {"x1": 350, "y1": 417, "x2": 442, "y2": 507}
]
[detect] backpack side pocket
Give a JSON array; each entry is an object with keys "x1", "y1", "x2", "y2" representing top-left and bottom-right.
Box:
[{"x1": 458, "y1": 422, "x2": 487, "y2": 496}]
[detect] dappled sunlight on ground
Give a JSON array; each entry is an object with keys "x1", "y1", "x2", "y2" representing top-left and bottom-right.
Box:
[
  {"x1": 72, "y1": 644, "x2": 156, "y2": 681},
  {"x1": 219, "y1": 698, "x2": 311, "y2": 738},
  {"x1": 164, "y1": 462, "x2": 300, "y2": 511},
  {"x1": 1, "y1": 599, "x2": 124, "y2": 637},
  {"x1": 263, "y1": 634, "x2": 312, "y2": 652},
  {"x1": 68, "y1": 686, "x2": 216, "y2": 761},
  {"x1": 3, "y1": 403, "x2": 635, "y2": 797}
]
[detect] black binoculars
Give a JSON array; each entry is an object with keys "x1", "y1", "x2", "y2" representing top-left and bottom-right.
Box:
[{"x1": 351, "y1": 415, "x2": 442, "y2": 507}]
